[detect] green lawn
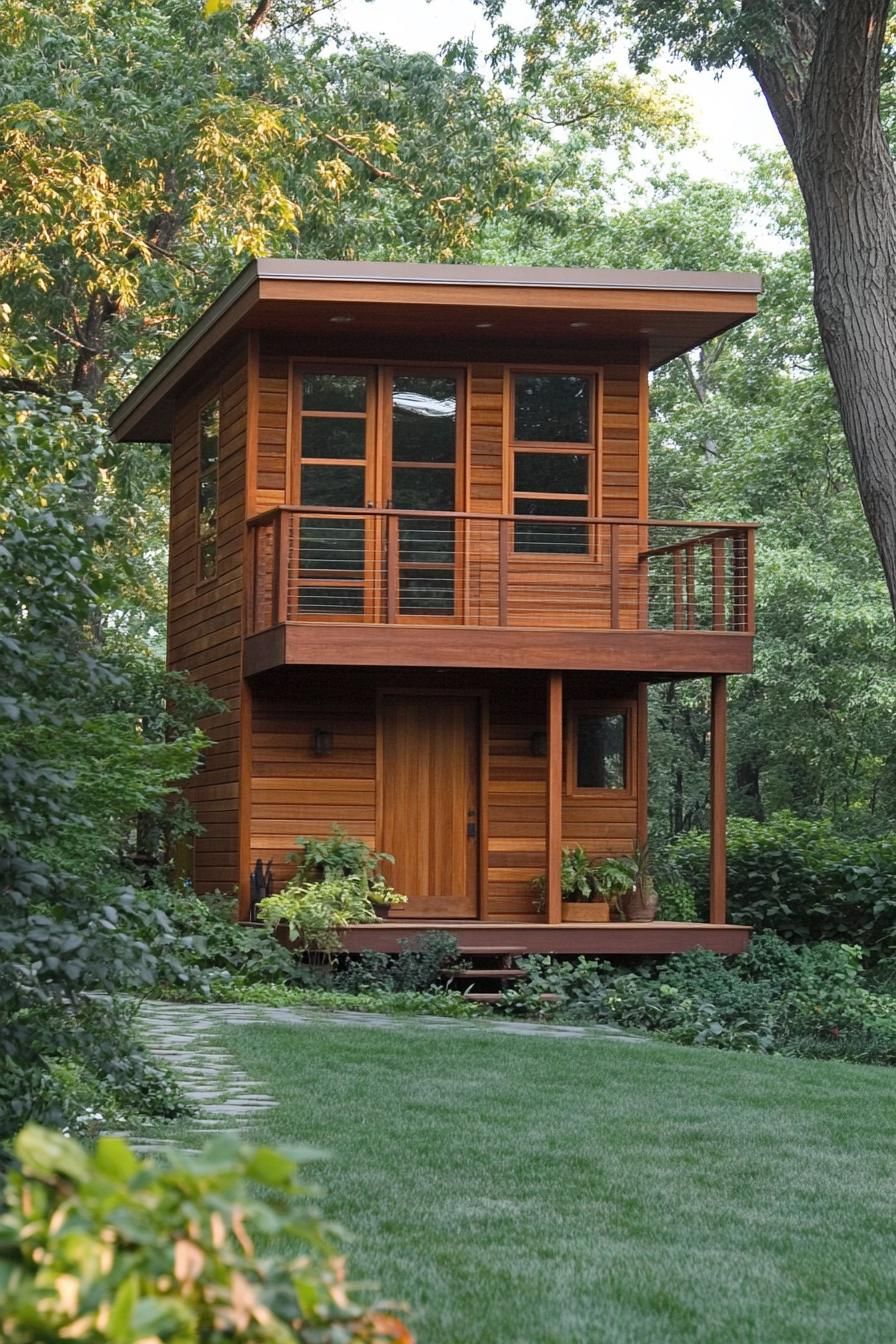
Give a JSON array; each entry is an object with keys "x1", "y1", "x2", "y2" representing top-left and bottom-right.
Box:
[{"x1": 182, "y1": 1017, "x2": 896, "y2": 1344}]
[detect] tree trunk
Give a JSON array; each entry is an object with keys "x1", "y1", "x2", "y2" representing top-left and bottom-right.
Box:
[
  {"x1": 747, "y1": 0, "x2": 896, "y2": 616},
  {"x1": 71, "y1": 290, "x2": 119, "y2": 399}
]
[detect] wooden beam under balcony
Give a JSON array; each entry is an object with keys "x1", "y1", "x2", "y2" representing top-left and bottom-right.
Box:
[{"x1": 244, "y1": 625, "x2": 754, "y2": 677}]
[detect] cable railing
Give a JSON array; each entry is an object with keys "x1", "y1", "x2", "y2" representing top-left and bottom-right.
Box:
[{"x1": 246, "y1": 506, "x2": 756, "y2": 636}]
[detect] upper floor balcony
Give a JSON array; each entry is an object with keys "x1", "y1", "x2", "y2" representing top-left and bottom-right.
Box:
[{"x1": 243, "y1": 505, "x2": 756, "y2": 677}]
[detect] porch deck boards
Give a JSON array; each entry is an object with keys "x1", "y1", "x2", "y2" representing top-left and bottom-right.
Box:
[{"x1": 340, "y1": 920, "x2": 750, "y2": 956}]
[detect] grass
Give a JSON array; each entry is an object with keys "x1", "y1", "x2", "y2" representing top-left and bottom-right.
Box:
[{"x1": 164, "y1": 1016, "x2": 896, "y2": 1344}]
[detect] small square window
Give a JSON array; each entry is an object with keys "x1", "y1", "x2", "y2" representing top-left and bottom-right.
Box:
[{"x1": 572, "y1": 709, "x2": 628, "y2": 791}]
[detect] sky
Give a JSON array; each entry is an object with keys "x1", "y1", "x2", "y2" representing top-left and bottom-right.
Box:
[{"x1": 336, "y1": 0, "x2": 782, "y2": 185}]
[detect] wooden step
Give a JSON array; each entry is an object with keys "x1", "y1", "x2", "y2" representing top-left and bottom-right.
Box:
[
  {"x1": 441, "y1": 968, "x2": 528, "y2": 980},
  {"x1": 463, "y1": 991, "x2": 561, "y2": 1004}
]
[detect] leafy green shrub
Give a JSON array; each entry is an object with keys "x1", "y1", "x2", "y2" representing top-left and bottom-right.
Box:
[
  {"x1": 668, "y1": 814, "x2": 896, "y2": 950},
  {"x1": 501, "y1": 932, "x2": 896, "y2": 1064},
  {"x1": 0, "y1": 1124, "x2": 413, "y2": 1342},
  {"x1": 656, "y1": 877, "x2": 698, "y2": 922},
  {"x1": 258, "y1": 877, "x2": 377, "y2": 959},
  {"x1": 201, "y1": 978, "x2": 485, "y2": 1018},
  {"x1": 139, "y1": 881, "x2": 303, "y2": 993},
  {"x1": 334, "y1": 933, "x2": 462, "y2": 993}
]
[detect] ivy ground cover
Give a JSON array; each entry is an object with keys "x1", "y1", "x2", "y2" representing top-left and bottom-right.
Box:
[{"x1": 157, "y1": 1014, "x2": 896, "y2": 1344}]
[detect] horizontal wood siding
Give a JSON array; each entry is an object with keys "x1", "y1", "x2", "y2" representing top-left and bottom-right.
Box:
[
  {"x1": 256, "y1": 354, "x2": 289, "y2": 511},
  {"x1": 168, "y1": 342, "x2": 247, "y2": 893},
  {"x1": 249, "y1": 670, "x2": 639, "y2": 920},
  {"x1": 250, "y1": 682, "x2": 377, "y2": 888}
]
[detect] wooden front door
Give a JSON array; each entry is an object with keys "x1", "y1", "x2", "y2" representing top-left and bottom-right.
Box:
[{"x1": 379, "y1": 694, "x2": 479, "y2": 917}]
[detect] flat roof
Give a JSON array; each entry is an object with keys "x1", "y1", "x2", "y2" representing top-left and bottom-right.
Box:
[{"x1": 110, "y1": 258, "x2": 762, "y2": 442}]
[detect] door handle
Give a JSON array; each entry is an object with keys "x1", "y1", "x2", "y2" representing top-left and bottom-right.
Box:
[{"x1": 467, "y1": 809, "x2": 477, "y2": 839}]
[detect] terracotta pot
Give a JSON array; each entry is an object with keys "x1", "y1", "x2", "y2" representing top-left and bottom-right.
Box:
[
  {"x1": 621, "y1": 879, "x2": 658, "y2": 923},
  {"x1": 562, "y1": 900, "x2": 610, "y2": 923}
]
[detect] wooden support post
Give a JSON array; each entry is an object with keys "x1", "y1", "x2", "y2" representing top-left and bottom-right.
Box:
[
  {"x1": 386, "y1": 514, "x2": 399, "y2": 623},
  {"x1": 498, "y1": 517, "x2": 509, "y2": 627},
  {"x1": 546, "y1": 671, "x2": 563, "y2": 926},
  {"x1": 709, "y1": 674, "x2": 727, "y2": 925}
]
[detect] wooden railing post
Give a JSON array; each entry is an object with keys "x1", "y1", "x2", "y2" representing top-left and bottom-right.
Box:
[
  {"x1": 712, "y1": 536, "x2": 726, "y2": 632},
  {"x1": 685, "y1": 545, "x2": 697, "y2": 629},
  {"x1": 270, "y1": 512, "x2": 287, "y2": 626},
  {"x1": 246, "y1": 525, "x2": 257, "y2": 634},
  {"x1": 672, "y1": 550, "x2": 683, "y2": 630},
  {"x1": 609, "y1": 524, "x2": 620, "y2": 629},
  {"x1": 546, "y1": 672, "x2": 563, "y2": 926},
  {"x1": 385, "y1": 513, "x2": 399, "y2": 623},
  {"x1": 709, "y1": 674, "x2": 727, "y2": 925},
  {"x1": 498, "y1": 517, "x2": 509, "y2": 627},
  {"x1": 745, "y1": 528, "x2": 756, "y2": 634}
]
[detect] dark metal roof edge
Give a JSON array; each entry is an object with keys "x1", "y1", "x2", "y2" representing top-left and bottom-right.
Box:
[
  {"x1": 255, "y1": 257, "x2": 763, "y2": 294},
  {"x1": 109, "y1": 259, "x2": 260, "y2": 436},
  {"x1": 109, "y1": 257, "x2": 762, "y2": 440}
]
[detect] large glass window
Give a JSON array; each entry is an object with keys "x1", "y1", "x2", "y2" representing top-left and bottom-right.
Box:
[
  {"x1": 197, "y1": 398, "x2": 219, "y2": 581},
  {"x1": 389, "y1": 373, "x2": 460, "y2": 616},
  {"x1": 511, "y1": 373, "x2": 595, "y2": 555}
]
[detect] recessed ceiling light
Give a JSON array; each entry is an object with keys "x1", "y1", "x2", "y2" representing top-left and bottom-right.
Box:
[
  {"x1": 570, "y1": 321, "x2": 589, "y2": 329},
  {"x1": 329, "y1": 314, "x2": 353, "y2": 324},
  {"x1": 474, "y1": 321, "x2": 494, "y2": 329}
]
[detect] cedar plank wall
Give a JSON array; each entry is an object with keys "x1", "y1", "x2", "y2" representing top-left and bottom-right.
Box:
[
  {"x1": 249, "y1": 671, "x2": 639, "y2": 919},
  {"x1": 168, "y1": 343, "x2": 248, "y2": 893},
  {"x1": 248, "y1": 342, "x2": 644, "y2": 917}
]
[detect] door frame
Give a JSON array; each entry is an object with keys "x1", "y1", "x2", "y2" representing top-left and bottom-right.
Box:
[{"x1": 375, "y1": 687, "x2": 489, "y2": 918}]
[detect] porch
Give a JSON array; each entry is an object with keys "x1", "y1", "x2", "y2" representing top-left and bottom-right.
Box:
[{"x1": 245, "y1": 664, "x2": 737, "y2": 945}]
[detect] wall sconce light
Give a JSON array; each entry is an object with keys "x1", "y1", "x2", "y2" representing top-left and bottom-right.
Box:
[
  {"x1": 313, "y1": 728, "x2": 333, "y2": 757},
  {"x1": 530, "y1": 730, "x2": 547, "y2": 758}
]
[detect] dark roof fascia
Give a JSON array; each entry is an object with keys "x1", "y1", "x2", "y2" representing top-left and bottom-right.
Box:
[
  {"x1": 109, "y1": 258, "x2": 762, "y2": 441},
  {"x1": 252, "y1": 258, "x2": 762, "y2": 294}
]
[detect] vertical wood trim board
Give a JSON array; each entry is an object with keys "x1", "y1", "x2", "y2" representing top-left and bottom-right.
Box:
[{"x1": 168, "y1": 342, "x2": 248, "y2": 893}]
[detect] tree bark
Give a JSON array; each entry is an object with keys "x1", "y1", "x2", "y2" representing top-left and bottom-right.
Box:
[
  {"x1": 71, "y1": 290, "x2": 119, "y2": 399},
  {"x1": 746, "y1": 0, "x2": 896, "y2": 615}
]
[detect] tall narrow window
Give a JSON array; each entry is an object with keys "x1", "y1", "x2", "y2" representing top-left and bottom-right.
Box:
[
  {"x1": 511, "y1": 373, "x2": 595, "y2": 555},
  {"x1": 197, "y1": 398, "x2": 219, "y2": 581},
  {"x1": 296, "y1": 369, "x2": 371, "y2": 615},
  {"x1": 388, "y1": 372, "x2": 460, "y2": 616}
]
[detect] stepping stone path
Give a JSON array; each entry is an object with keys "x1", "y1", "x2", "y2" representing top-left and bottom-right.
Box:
[{"x1": 115, "y1": 999, "x2": 646, "y2": 1153}]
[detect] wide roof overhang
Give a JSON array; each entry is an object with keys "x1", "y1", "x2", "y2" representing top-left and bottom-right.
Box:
[{"x1": 110, "y1": 258, "x2": 762, "y2": 442}]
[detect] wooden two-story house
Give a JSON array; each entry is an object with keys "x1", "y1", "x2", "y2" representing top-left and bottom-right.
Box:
[{"x1": 111, "y1": 260, "x2": 760, "y2": 955}]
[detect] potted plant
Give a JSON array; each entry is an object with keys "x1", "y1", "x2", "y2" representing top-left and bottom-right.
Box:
[
  {"x1": 368, "y1": 878, "x2": 408, "y2": 919},
  {"x1": 617, "y1": 846, "x2": 659, "y2": 922},
  {"x1": 592, "y1": 854, "x2": 638, "y2": 919},
  {"x1": 289, "y1": 825, "x2": 395, "y2": 894},
  {"x1": 531, "y1": 846, "x2": 612, "y2": 922},
  {"x1": 258, "y1": 874, "x2": 377, "y2": 968}
]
